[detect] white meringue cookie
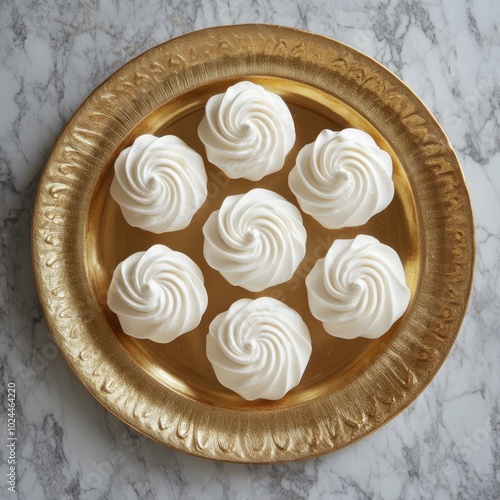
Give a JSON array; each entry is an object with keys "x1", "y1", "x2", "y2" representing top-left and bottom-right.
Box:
[
  {"x1": 110, "y1": 134, "x2": 207, "y2": 233},
  {"x1": 198, "y1": 81, "x2": 296, "y2": 181},
  {"x1": 107, "y1": 244, "x2": 208, "y2": 343},
  {"x1": 207, "y1": 297, "x2": 312, "y2": 400},
  {"x1": 306, "y1": 235, "x2": 410, "y2": 339},
  {"x1": 288, "y1": 128, "x2": 394, "y2": 229},
  {"x1": 203, "y1": 188, "x2": 307, "y2": 292}
]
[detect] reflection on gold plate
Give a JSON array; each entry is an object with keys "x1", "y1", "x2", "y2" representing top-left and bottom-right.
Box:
[{"x1": 32, "y1": 25, "x2": 474, "y2": 462}]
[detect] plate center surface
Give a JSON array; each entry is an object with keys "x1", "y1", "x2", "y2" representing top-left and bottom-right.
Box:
[{"x1": 87, "y1": 76, "x2": 418, "y2": 409}]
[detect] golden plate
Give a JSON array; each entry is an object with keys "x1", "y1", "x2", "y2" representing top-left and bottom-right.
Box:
[{"x1": 32, "y1": 25, "x2": 474, "y2": 462}]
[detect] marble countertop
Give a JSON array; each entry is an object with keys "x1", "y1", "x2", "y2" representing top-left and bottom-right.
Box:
[{"x1": 1, "y1": 0, "x2": 498, "y2": 498}]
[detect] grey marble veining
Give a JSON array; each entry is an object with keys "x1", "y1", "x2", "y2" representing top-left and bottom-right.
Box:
[{"x1": 1, "y1": 0, "x2": 499, "y2": 499}]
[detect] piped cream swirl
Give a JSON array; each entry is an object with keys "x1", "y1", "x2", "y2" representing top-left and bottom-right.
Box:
[
  {"x1": 207, "y1": 297, "x2": 312, "y2": 400},
  {"x1": 111, "y1": 134, "x2": 207, "y2": 233},
  {"x1": 203, "y1": 188, "x2": 307, "y2": 292},
  {"x1": 107, "y1": 244, "x2": 208, "y2": 343},
  {"x1": 198, "y1": 81, "x2": 296, "y2": 180},
  {"x1": 306, "y1": 235, "x2": 410, "y2": 339},
  {"x1": 289, "y1": 128, "x2": 394, "y2": 229}
]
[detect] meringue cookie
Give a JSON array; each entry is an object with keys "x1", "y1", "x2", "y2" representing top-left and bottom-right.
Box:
[
  {"x1": 203, "y1": 188, "x2": 307, "y2": 292},
  {"x1": 288, "y1": 128, "x2": 394, "y2": 229},
  {"x1": 198, "y1": 81, "x2": 296, "y2": 181},
  {"x1": 306, "y1": 235, "x2": 410, "y2": 339},
  {"x1": 207, "y1": 297, "x2": 312, "y2": 400},
  {"x1": 107, "y1": 244, "x2": 208, "y2": 343},
  {"x1": 110, "y1": 134, "x2": 207, "y2": 233}
]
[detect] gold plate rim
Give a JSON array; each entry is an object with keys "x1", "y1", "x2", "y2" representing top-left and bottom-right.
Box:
[{"x1": 32, "y1": 24, "x2": 475, "y2": 463}]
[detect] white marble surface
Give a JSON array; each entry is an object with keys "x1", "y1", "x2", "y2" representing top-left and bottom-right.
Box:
[{"x1": 1, "y1": 0, "x2": 499, "y2": 498}]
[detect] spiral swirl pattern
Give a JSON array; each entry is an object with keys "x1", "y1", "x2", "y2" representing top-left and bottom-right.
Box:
[
  {"x1": 203, "y1": 188, "x2": 307, "y2": 292},
  {"x1": 107, "y1": 245, "x2": 208, "y2": 343},
  {"x1": 207, "y1": 298, "x2": 312, "y2": 400},
  {"x1": 198, "y1": 81, "x2": 296, "y2": 181},
  {"x1": 110, "y1": 134, "x2": 207, "y2": 233},
  {"x1": 306, "y1": 235, "x2": 410, "y2": 339},
  {"x1": 288, "y1": 128, "x2": 394, "y2": 229}
]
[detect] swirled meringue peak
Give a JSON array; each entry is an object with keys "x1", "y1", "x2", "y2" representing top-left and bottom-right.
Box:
[
  {"x1": 288, "y1": 128, "x2": 394, "y2": 229},
  {"x1": 203, "y1": 188, "x2": 307, "y2": 292},
  {"x1": 198, "y1": 81, "x2": 296, "y2": 180},
  {"x1": 207, "y1": 297, "x2": 312, "y2": 400},
  {"x1": 110, "y1": 134, "x2": 208, "y2": 233},
  {"x1": 306, "y1": 235, "x2": 410, "y2": 340},
  {"x1": 107, "y1": 244, "x2": 208, "y2": 343}
]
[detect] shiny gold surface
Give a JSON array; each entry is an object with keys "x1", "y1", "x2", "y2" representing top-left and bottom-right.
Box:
[{"x1": 32, "y1": 25, "x2": 474, "y2": 462}]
